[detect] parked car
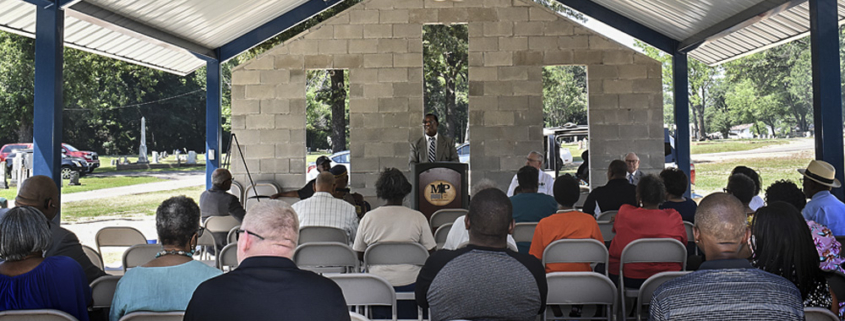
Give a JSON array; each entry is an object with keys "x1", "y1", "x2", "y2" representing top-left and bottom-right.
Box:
[
  {"x1": 0, "y1": 143, "x2": 99, "y2": 173},
  {"x1": 5, "y1": 149, "x2": 89, "y2": 179},
  {"x1": 457, "y1": 143, "x2": 469, "y2": 164},
  {"x1": 306, "y1": 150, "x2": 350, "y2": 181}
]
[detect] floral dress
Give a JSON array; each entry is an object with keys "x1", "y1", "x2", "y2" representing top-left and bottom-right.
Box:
[{"x1": 808, "y1": 221, "x2": 845, "y2": 319}]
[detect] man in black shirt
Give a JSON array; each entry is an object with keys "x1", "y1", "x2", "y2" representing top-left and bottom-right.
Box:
[{"x1": 582, "y1": 160, "x2": 637, "y2": 216}]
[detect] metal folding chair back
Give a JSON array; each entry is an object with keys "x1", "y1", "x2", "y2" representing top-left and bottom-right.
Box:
[
  {"x1": 542, "y1": 239, "x2": 608, "y2": 276},
  {"x1": 90, "y1": 275, "x2": 122, "y2": 309},
  {"x1": 229, "y1": 180, "x2": 244, "y2": 206},
  {"x1": 299, "y1": 226, "x2": 349, "y2": 244},
  {"x1": 327, "y1": 273, "x2": 397, "y2": 321},
  {"x1": 227, "y1": 225, "x2": 240, "y2": 245},
  {"x1": 683, "y1": 221, "x2": 698, "y2": 255},
  {"x1": 95, "y1": 226, "x2": 147, "y2": 254},
  {"x1": 805, "y1": 307, "x2": 840, "y2": 321},
  {"x1": 596, "y1": 210, "x2": 618, "y2": 221},
  {"x1": 204, "y1": 215, "x2": 240, "y2": 234},
  {"x1": 195, "y1": 231, "x2": 217, "y2": 260},
  {"x1": 619, "y1": 238, "x2": 687, "y2": 320},
  {"x1": 118, "y1": 311, "x2": 185, "y2": 321},
  {"x1": 122, "y1": 244, "x2": 160, "y2": 272},
  {"x1": 429, "y1": 209, "x2": 467, "y2": 230},
  {"x1": 294, "y1": 242, "x2": 359, "y2": 273},
  {"x1": 635, "y1": 271, "x2": 691, "y2": 321},
  {"x1": 216, "y1": 243, "x2": 239, "y2": 271},
  {"x1": 82, "y1": 245, "x2": 104, "y2": 271},
  {"x1": 0, "y1": 309, "x2": 78, "y2": 321},
  {"x1": 243, "y1": 181, "x2": 281, "y2": 201},
  {"x1": 545, "y1": 272, "x2": 617, "y2": 321},
  {"x1": 434, "y1": 223, "x2": 453, "y2": 249},
  {"x1": 349, "y1": 312, "x2": 371, "y2": 321},
  {"x1": 364, "y1": 242, "x2": 429, "y2": 270},
  {"x1": 597, "y1": 221, "x2": 615, "y2": 242},
  {"x1": 512, "y1": 222, "x2": 537, "y2": 243}
]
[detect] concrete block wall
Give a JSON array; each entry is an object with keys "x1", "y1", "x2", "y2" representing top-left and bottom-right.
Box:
[{"x1": 231, "y1": 0, "x2": 663, "y2": 197}]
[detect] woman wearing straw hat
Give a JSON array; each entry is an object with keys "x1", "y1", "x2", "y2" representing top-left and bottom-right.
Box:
[{"x1": 800, "y1": 160, "x2": 845, "y2": 236}]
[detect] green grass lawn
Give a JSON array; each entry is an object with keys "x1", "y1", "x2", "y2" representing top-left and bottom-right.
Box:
[
  {"x1": 95, "y1": 155, "x2": 206, "y2": 174},
  {"x1": 692, "y1": 150, "x2": 812, "y2": 195},
  {"x1": 0, "y1": 175, "x2": 166, "y2": 201},
  {"x1": 690, "y1": 139, "x2": 790, "y2": 155},
  {"x1": 306, "y1": 152, "x2": 330, "y2": 164},
  {"x1": 62, "y1": 185, "x2": 204, "y2": 222}
]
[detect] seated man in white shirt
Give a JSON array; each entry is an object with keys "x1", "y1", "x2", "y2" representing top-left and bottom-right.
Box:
[
  {"x1": 443, "y1": 179, "x2": 517, "y2": 251},
  {"x1": 291, "y1": 171, "x2": 358, "y2": 244},
  {"x1": 507, "y1": 151, "x2": 555, "y2": 197}
]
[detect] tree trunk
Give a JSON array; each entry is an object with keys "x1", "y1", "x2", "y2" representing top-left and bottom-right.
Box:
[
  {"x1": 444, "y1": 75, "x2": 457, "y2": 140},
  {"x1": 329, "y1": 70, "x2": 347, "y2": 153}
]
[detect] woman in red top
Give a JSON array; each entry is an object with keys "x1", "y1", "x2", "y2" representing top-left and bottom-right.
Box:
[{"x1": 608, "y1": 174, "x2": 687, "y2": 289}]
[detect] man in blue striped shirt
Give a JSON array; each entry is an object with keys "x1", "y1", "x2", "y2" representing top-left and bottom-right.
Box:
[{"x1": 649, "y1": 193, "x2": 804, "y2": 321}]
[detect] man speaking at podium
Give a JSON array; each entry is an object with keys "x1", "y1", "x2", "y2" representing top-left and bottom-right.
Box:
[{"x1": 410, "y1": 113, "x2": 459, "y2": 166}]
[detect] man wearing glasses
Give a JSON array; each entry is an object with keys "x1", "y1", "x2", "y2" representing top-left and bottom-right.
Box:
[
  {"x1": 199, "y1": 168, "x2": 246, "y2": 251},
  {"x1": 506, "y1": 151, "x2": 555, "y2": 197},
  {"x1": 624, "y1": 152, "x2": 643, "y2": 186},
  {"x1": 409, "y1": 113, "x2": 459, "y2": 166},
  {"x1": 184, "y1": 200, "x2": 350, "y2": 321}
]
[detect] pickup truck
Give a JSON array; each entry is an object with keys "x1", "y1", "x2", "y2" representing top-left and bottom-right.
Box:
[{"x1": 0, "y1": 143, "x2": 99, "y2": 173}]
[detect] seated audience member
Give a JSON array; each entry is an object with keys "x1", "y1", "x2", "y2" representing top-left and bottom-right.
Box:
[
  {"x1": 800, "y1": 160, "x2": 845, "y2": 236},
  {"x1": 732, "y1": 166, "x2": 764, "y2": 211},
  {"x1": 330, "y1": 165, "x2": 370, "y2": 219},
  {"x1": 624, "y1": 152, "x2": 643, "y2": 185},
  {"x1": 750, "y1": 202, "x2": 839, "y2": 315},
  {"x1": 416, "y1": 189, "x2": 547, "y2": 321},
  {"x1": 15, "y1": 175, "x2": 105, "y2": 283},
  {"x1": 510, "y1": 166, "x2": 558, "y2": 253},
  {"x1": 0, "y1": 206, "x2": 91, "y2": 321},
  {"x1": 353, "y1": 168, "x2": 436, "y2": 319},
  {"x1": 110, "y1": 196, "x2": 222, "y2": 321},
  {"x1": 292, "y1": 171, "x2": 358, "y2": 244},
  {"x1": 725, "y1": 173, "x2": 757, "y2": 217},
  {"x1": 529, "y1": 175, "x2": 603, "y2": 272},
  {"x1": 582, "y1": 160, "x2": 637, "y2": 216},
  {"x1": 506, "y1": 151, "x2": 555, "y2": 197},
  {"x1": 649, "y1": 193, "x2": 804, "y2": 321},
  {"x1": 270, "y1": 156, "x2": 331, "y2": 200},
  {"x1": 184, "y1": 201, "x2": 349, "y2": 321},
  {"x1": 442, "y1": 179, "x2": 517, "y2": 251},
  {"x1": 659, "y1": 168, "x2": 697, "y2": 223},
  {"x1": 576, "y1": 150, "x2": 589, "y2": 184},
  {"x1": 765, "y1": 179, "x2": 806, "y2": 211},
  {"x1": 199, "y1": 168, "x2": 246, "y2": 251},
  {"x1": 608, "y1": 174, "x2": 686, "y2": 289}
]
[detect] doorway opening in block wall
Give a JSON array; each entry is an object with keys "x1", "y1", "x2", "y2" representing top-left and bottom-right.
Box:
[
  {"x1": 305, "y1": 69, "x2": 351, "y2": 184},
  {"x1": 423, "y1": 24, "x2": 469, "y2": 164},
  {"x1": 542, "y1": 65, "x2": 588, "y2": 183}
]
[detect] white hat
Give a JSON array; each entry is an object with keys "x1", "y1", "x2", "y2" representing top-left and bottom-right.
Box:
[{"x1": 798, "y1": 160, "x2": 841, "y2": 188}]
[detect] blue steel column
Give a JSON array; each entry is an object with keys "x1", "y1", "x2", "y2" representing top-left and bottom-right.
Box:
[
  {"x1": 33, "y1": 4, "x2": 65, "y2": 195},
  {"x1": 205, "y1": 59, "x2": 221, "y2": 190},
  {"x1": 809, "y1": 0, "x2": 844, "y2": 200},
  {"x1": 673, "y1": 53, "x2": 692, "y2": 198}
]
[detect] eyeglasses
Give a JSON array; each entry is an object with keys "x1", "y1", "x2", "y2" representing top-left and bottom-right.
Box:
[
  {"x1": 422, "y1": 120, "x2": 434, "y2": 125},
  {"x1": 236, "y1": 229, "x2": 265, "y2": 241},
  {"x1": 196, "y1": 226, "x2": 205, "y2": 237},
  {"x1": 625, "y1": 159, "x2": 639, "y2": 163},
  {"x1": 526, "y1": 158, "x2": 541, "y2": 163}
]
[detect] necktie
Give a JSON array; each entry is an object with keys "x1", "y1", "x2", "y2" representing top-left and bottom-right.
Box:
[
  {"x1": 428, "y1": 137, "x2": 436, "y2": 163},
  {"x1": 629, "y1": 173, "x2": 634, "y2": 184}
]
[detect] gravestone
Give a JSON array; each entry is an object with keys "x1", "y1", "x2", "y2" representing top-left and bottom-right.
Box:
[
  {"x1": 187, "y1": 151, "x2": 197, "y2": 164},
  {"x1": 68, "y1": 171, "x2": 81, "y2": 186},
  {"x1": 152, "y1": 151, "x2": 159, "y2": 164},
  {"x1": 138, "y1": 117, "x2": 149, "y2": 163}
]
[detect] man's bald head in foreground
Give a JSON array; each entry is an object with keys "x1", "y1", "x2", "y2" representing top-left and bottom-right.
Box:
[
  {"x1": 314, "y1": 171, "x2": 335, "y2": 192},
  {"x1": 15, "y1": 175, "x2": 59, "y2": 220},
  {"x1": 693, "y1": 193, "x2": 750, "y2": 260}
]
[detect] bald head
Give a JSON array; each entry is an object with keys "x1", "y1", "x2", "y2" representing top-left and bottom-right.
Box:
[
  {"x1": 315, "y1": 171, "x2": 335, "y2": 193},
  {"x1": 211, "y1": 168, "x2": 232, "y2": 189},
  {"x1": 694, "y1": 193, "x2": 750, "y2": 260},
  {"x1": 15, "y1": 175, "x2": 59, "y2": 220}
]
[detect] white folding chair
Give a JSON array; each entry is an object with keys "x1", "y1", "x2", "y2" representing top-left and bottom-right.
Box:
[
  {"x1": 349, "y1": 311, "x2": 371, "y2": 321},
  {"x1": 683, "y1": 221, "x2": 698, "y2": 255},
  {"x1": 299, "y1": 226, "x2": 349, "y2": 244},
  {"x1": 327, "y1": 273, "x2": 397, "y2": 321},
  {"x1": 542, "y1": 239, "x2": 608, "y2": 276},
  {"x1": 118, "y1": 311, "x2": 184, "y2": 321},
  {"x1": 0, "y1": 309, "x2": 78, "y2": 321},
  {"x1": 229, "y1": 180, "x2": 244, "y2": 206},
  {"x1": 434, "y1": 223, "x2": 453, "y2": 250},
  {"x1": 122, "y1": 244, "x2": 160, "y2": 272},
  {"x1": 195, "y1": 230, "x2": 217, "y2": 261},
  {"x1": 635, "y1": 271, "x2": 691, "y2": 321},
  {"x1": 216, "y1": 243, "x2": 239, "y2": 271},
  {"x1": 90, "y1": 275, "x2": 122, "y2": 309},
  {"x1": 95, "y1": 226, "x2": 147, "y2": 255},
  {"x1": 805, "y1": 307, "x2": 839, "y2": 321},
  {"x1": 227, "y1": 225, "x2": 240, "y2": 245},
  {"x1": 596, "y1": 210, "x2": 618, "y2": 222},
  {"x1": 512, "y1": 222, "x2": 537, "y2": 243},
  {"x1": 597, "y1": 221, "x2": 615, "y2": 243},
  {"x1": 294, "y1": 242, "x2": 359, "y2": 273},
  {"x1": 429, "y1": 209, "x2": 467, "y2": 230},
  {"x1": 204, "y1": 216, "x2": 240, "y2": 235},
  {"x1": 545, "y1": 272, "x2": 617, "y2": 321},
  {"x1": 619, "y1": 238, "x2": 687, "y2": 321},
  {"x1": 81, "y1": 245, "x2": 104, "y2": 271},
  {"x1": 364, "y1": 242, "x2": 429, "y2": 321},
  {"x1": 244, "y1": 181, "x2": 281, "y2": 207}
]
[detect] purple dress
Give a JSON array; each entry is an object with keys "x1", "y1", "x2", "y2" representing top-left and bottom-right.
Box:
[
  {"x1": 0, "y1": 256, "x2": 92, "y2": 321},
  {"x1": 808, "y1": 221, "x2": 845, "y2": 319}
]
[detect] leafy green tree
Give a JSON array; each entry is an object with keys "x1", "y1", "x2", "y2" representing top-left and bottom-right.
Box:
[
  {"x1": 423, "y1": 24, "x2": 468, "y2": 141},
  {"x1": 542, "y1": 65, "x2": 586, "y2": 127}
]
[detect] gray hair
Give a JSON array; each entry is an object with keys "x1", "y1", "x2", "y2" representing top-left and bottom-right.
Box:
[
  {"x1": 471, "y1": 178, "x2": 499, "y2": 195},
  {"x1": 243, "y1": 200, "x2": 299, "y2": 247},
  {"x1": 0, "y1": 206, "x2": 51, "y2": 261},
  {"x1": 156, "y1": 196, "x2": 200, "y2": 246},
  {"x1": 528, "y1": 151, "x2": 544, "y2": 160},
  {"x1": 211, "y1": 168, "x2": 232, "y2": 187}
]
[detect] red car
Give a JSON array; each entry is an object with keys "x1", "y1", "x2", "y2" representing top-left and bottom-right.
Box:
[{"x1": 0, "y1": 143, "x2": 100, "y2": 173}]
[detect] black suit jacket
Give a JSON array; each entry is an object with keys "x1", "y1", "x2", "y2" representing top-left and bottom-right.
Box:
[
  {"x1": 47, "y1": 223, "x2": 107, "y2": 283},
  {"x1": 409, "y1": 134, "x2": 459, "y2": 166},
  {"x1": 582, "y1": 179, "x2": 638, "y2": 216},
  {"x1": 184, "y1": 256, "x2": 350, "y2": 321}
]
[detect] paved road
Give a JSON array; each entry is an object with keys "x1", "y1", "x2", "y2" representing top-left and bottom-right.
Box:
[
  {"x1": 61, "y1": 170, "x2": 204, "y2": 203},
  {"x1": 692, "y1": 138, "x2": 814, "y2": 162}
]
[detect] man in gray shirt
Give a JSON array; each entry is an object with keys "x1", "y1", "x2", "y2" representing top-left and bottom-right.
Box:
[
  {"x1": 199, "y1": 168, "x2": 245, "y2": 250},
  {"x1": 415, "y1": 188, "x2": 547, "y2": 321}
]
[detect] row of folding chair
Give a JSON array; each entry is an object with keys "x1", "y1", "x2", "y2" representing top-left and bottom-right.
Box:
[
  {"x1": 227, "y1": 180, "x2": 281, "y2": 209},
  {"x1": 429, "y1": 208, "x2": 467, "y2": 231}
]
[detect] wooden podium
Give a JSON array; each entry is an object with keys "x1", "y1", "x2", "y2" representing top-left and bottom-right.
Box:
[{"x1": 410, "y1": 162, "x2": 469, "y2": 220}]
